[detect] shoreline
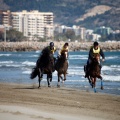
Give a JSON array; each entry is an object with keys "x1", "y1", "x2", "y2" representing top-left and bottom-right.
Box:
[
  {"x1": 0, "y1": 41, "x2": 120, "y2": 51},
  {"x1": 0, "y1": 83, "x2": 120, "y2": 120}
]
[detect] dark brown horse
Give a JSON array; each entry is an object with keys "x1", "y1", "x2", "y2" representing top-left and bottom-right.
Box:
[
  {"x1": 86, "y1": 53, "x2": 103, "y2": 92},
  {"x1": 55, "y1": 52, "x2": 68, "y2": 87},
  {"x1": 30, "y1": 49, "x2": 54, "y2": 88}
]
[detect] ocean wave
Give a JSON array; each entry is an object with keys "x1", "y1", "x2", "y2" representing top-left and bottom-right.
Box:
[
  {"x1": 35, "y1": 50, "x2": 41, "y2": 53},
  {"x1": 22, "y1": 61, "x2": 36, "y2": 66},
  {"x1": 22, "y1": 71, "x2": 31, "y2": 74},
  {"x1": 0, "y1": 54, "x2": 11, "y2": 57},
  {"x1": 106, "y1": 56, "x2": 119, "y2": 60},
  {"x1": 102, "y1": 66, "x2": 111, "y2": 71},
  {"x1": 29, "y1": 55, "x2": 38, "y2": 57},
  {"x1": 69, "y1": 58, "x2": 87, "y2": 60},
  {"x1": 69, "y1": 55, "x2": 87, "y2": 60},
  {"x1": 102, "y1": 65, "x2": 120, "y2": 71},
  {"x1": 6, "y1": 64, "x2": 23, "y2": 67},
  {"x1": 103, "y1": 75, "x2": 120, "y2": 81},
  {"x1": 0, "y1": 61, "x2": 14, "y2": 64},
  {"x1": 64, "y1": 79, "x2": 87, "y2": 82},
  {"x1": 69, "y1": 66, "x2": 83, "y2": 69},
  {"x1": 111, "y1": 65, "x2": 120, "y2": 68}
]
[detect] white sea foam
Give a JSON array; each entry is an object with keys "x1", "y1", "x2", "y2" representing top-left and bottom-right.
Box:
[
  {"x1": 35, "y1": 50, "x2": 41, "y2": 53},
  {"x1": 106, "y1": 56, "x2": 119, "y2": 60},
  {"x1": 102, "y1": 66, "x2": 112, "y2": 71},
  {"x1": 29, "y1": 55, "x2": 38, "y2": 57},
  {"x1": 103, "y1": 75, "x2": 120, "y2": 81},
  {"x1": 6, "y1": 64, "x2": 22, "y2": 67},
  {"x1": 22, "y1": 71, "x2": 31, "y2": 74},
  {"x1": 0, "y1": 61, "x2": 14, "y2": 64},
  {"x1": 69, "y1": 66, "x2": 83, "y2": 69},
  {"x1": 102, "y1": 65, "x2": 120, "y2": 71},
  {"x1": 69, "y1": 55, "x2": 87, "y2": 60},
  {"x1": 22, "y1": 61, "x2": 35, "y2": 66},
  {"x1": 110, "y1": 65, "x2": 120, "y2": 68},
  {"x1": 0, "y1": 54, "x2": 11, "y2": 57}
]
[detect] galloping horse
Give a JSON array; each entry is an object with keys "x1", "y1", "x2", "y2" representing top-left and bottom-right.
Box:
[
  {"x1": 86, "y1": 53, "x2": 103, "y2": 92},
  {"x1": 30, "y1": 49, "x2": 54, "y2": 88},
  {"x1": 55, "y1": 52, "x2": 68, "y2": 87}
]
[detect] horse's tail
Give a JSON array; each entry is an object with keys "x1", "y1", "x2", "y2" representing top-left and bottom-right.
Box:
[{"x1": 30, "y1": 67, "x2": 38, "y2": 79}]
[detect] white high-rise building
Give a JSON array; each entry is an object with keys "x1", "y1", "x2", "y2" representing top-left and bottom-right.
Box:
[{"x1": 12, "y1": 10, "x2": 54, "y2": 40}]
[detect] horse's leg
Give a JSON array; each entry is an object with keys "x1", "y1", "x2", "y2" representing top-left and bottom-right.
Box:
[
  {"x1": 98, "y1": 75, "x2": 103, "y2": 90},
  {"x1": 88, "y1": 76, "x2": 92, "y2": 87},
  {"x1": 93, "y1": 78, "x2": 97, "y2": 93},
  {"x1": 64, "y1": 73, "x2": 66, "y2": 81},
  {"x1": 90, "y1": 77, "x2": 94, "y2": 88},
  {"x1": 47, "y1": 74, "x2": 51, "y2": 87},
  {"x1": 57, "y1": 73, "x2": 60, "y2": 88},
  {"x1": 49, "y1": 73, "x2": 52, "y2": 82},
  {"x1": 38, "y1": 68, "x2": 41, "y2": 88},
  {"x1": 101, "y1": 79, "x2": 104, "y2": 90}
]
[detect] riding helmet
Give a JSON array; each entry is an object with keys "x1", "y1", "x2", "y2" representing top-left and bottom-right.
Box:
[
  {"x1": 50, "y1": 42, "x2": 54, "y2": 47},
  {"x1": 94, "y1": 41, "x2": 99, "y2": 46},
  {"x1": 65, "y1": 42, "x2": 69, "y2": 46}
]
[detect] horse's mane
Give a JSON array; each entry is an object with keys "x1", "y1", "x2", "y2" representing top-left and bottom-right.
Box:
[{"x1": 37, "y1": 48, "x2": 53, "y2": 68}]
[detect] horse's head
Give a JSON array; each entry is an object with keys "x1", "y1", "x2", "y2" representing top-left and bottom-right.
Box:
[
  {"x1": 92, "y1": 53, "x2": 100, "y2": 63},
  {"x1": 60, "y1": 52, "x2": 67, "y2": 60}
]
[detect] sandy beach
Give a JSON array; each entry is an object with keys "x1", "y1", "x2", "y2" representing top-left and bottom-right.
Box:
[{"x1": 0, "y1": 83, "x2": 120, "y2": 120}]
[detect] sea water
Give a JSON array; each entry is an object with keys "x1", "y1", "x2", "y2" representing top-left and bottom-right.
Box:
[{"x1": 0, "y1": 51, "x2": 120, "y2": 95}]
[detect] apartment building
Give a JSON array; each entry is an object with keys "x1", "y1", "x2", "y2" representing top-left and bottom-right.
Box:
[
  {"x1": 0, "y1": 10, "x2": 54, "y2": 40},
  {"x1": 0, "y1": 10, "x2": 12, "y2": 26},
  {"x1": 12, "y1": 10, "x2": 54, "y2": 40}
]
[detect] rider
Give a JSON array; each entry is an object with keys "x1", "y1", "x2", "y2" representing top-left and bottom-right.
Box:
[
  {"x1": 84, "y1": 41, "x2": 105, "y2": 78},
  {"x1": 37, "y1": 42, "x2": 56, "y2": 79},
  {"x1": 41, "y1": 42, "x2": 56, "y2": 55},
  {"x1": 57, "y1": 42, "x2": 69, "y2": 74},
  {"x1": 58, "y1": 42, "x2": 69, "y2": 58}
]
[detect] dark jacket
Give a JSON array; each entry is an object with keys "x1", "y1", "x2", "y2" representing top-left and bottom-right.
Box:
[{"x1": 41, "y1": 46, "x2": 56, "y2": 55}]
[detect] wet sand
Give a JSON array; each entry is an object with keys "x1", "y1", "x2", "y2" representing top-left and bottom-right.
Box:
[{"x1": 0, "y1": 83, "x2": 120, "y2": 120}]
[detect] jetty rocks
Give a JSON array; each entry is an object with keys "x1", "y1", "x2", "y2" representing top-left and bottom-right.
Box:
[{"x1": 0, "y1": 41, "x2": 120, "y2": 51}]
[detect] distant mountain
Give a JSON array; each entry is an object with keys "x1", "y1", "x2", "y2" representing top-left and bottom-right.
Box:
[
  {"x1": 2, "y1": 0, "x2": 120, "y2": 30},
  {"x1": 0, "y1": 0, "x2": 9, "y2": 10}
]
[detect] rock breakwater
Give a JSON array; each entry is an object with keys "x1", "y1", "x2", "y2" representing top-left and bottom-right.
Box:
[{"x1": 0, "y1": 41, "x2": 120, "y2": 51}]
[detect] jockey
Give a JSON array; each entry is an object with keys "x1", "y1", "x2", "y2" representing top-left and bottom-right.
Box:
[
  {"x1": 84, "y1": 41, "x2": 105, "y2": 78},
  {"x1": 42, "y1": 42, "x2": 56, "y2": 55},
  {"x1": 58, "y1": 42, "x2": 69, "y2": 58},
  {"x1": 57, "y1": 42, "x2": 69, "y2": 74},
  {"x1": 37, "y1": 42, "x2": 56, "y2": 79}
]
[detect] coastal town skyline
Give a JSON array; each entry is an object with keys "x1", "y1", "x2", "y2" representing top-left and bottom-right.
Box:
[{"x1": 0, "y1": 10, "x2": 120, "y2": 42}]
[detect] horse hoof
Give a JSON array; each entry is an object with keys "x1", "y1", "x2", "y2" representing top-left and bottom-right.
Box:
[
  {"x1": 61, "y1": 80, "x2": 64, "y2": 83},
  {"x1": 50, "y1": 79, "x2": 52, "y2": 82},
  {"x1": 94, "y1": 90, "x2": 97, "y2": 93},
  {"x1": 94, "y1": 89, "x2": 97, "y2": 93},
  {"x1": 38, "y1": 86, "x2": 41, "y2": 88},
  {"x1": 48, "y1": 85, "x2": 51, "y2": 87},
  {"x1": 101, "y1": 86, "x2": 104, "y2": 90},
  {"x1": 57, "y1": 85, "x2": 60, "y2": 88}
]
